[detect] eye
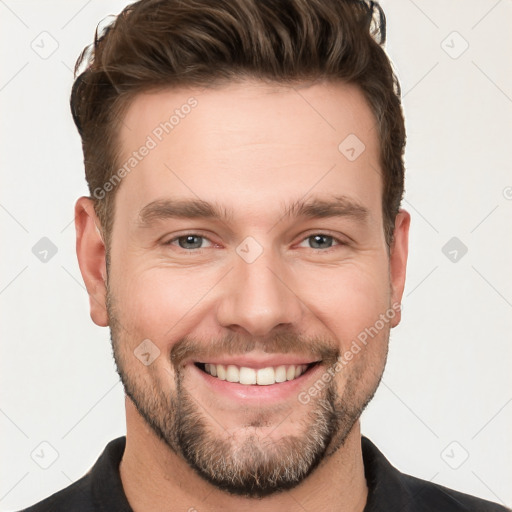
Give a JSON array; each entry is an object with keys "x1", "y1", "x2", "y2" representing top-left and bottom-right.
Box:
[
  {"x1": 166, "y1": 234, "x2": 213, "y2": 250},
  {"x1": 298, "y1": 234, "x2": 342, "y2": 250}
]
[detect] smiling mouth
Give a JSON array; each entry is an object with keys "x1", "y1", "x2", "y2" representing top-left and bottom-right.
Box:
[{"x1": 194, "y1": 362, "x2": 319, "y2": 386}]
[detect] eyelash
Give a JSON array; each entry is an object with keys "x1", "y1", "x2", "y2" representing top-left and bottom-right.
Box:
[{"x1": 163, "y1": 232, "x2": 347, "y2": 252}]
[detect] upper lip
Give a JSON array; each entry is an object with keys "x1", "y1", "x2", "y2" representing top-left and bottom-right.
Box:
[{"x1": 191, "y1": 355, "x2": 320, "y2": 369}]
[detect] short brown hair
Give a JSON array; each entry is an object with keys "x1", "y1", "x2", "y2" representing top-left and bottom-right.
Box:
[{"x1": 71, "y1": 0, "x2": 405, "y2": 247}]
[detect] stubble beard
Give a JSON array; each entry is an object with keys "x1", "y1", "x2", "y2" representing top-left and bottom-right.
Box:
[{"x1": 107, "y1": 293, "x2": 388, "y2": 498}]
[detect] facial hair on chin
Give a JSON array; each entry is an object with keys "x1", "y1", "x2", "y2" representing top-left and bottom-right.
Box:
[{"x1": 107, "y1": 292, "x2": 387, "y2": 498}]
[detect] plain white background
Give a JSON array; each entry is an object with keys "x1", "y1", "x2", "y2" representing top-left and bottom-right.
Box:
[{"x1": 1, "y1": 0, "x2": 511, "y2": 510}]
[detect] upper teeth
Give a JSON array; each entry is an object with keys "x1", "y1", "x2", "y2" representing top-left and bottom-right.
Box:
[{"x1": 203, "y1": 363, "x2": 309, "y2": 386}]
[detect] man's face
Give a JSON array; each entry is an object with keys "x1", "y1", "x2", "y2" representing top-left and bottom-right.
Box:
[{"x1": 96, "y1": 80, "x2": 408, "y2": 497}]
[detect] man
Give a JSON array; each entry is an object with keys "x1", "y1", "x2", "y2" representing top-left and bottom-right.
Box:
[{"x1": 21, "y1": 0, "x2": 509, "y2": 510}]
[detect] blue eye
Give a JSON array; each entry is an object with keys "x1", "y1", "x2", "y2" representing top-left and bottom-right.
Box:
[
  {"x1": 168, "y1": 235, "x2": 213, "y2": 250},
  {"x1": 297, "y1": 234, "x2": 341, "y2": 250},
  {"x1": 164, "y1": 233, "x2": 343, "y2": 252},
  {"x1": 307, "y1": 234, "x2": 334, "y2": 249},
  {"x1": 179, "y1": 235, "x2": 203, "y2": 249}
]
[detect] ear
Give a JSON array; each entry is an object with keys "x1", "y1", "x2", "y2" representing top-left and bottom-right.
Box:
[
  {"x1": 75, "y1": 197, "x2": 109, "y2": 327},
  {"x1": 389, "y1": 209, "x2": 410, "y2": 327}
]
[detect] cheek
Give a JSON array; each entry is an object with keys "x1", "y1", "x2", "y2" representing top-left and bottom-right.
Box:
[
  {"x1": 108, "y1": 265, "x2": 223, "y2": 390},
  {"x1": 295, "y1": 259, "x2": 391, "y2": 348},
  {"x1": 109, "y1": 263, "x2": 223, "y2": 346}
]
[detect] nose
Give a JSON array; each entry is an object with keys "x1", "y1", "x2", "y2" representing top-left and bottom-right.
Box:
[{"x1": 215, "y1": 248, "x2": 304, "y2": 337}]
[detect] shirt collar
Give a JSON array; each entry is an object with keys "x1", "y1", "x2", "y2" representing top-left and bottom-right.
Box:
[{"x1": 362, "y1": 436, "x2": 417, "y2": 511}]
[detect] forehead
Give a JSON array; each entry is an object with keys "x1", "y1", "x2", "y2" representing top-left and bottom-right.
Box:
[{"x1": 115, "y1": 80, "x2": 382, "y2": 227}]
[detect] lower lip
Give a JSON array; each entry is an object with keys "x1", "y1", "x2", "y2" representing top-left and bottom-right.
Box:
[{"x1": 190, "y1": 363, "x2": 324, "y2": 403}]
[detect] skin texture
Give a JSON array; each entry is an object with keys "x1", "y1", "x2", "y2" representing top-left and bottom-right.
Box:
[{"x1": 75, "y1": 79, "x2": 410, "y2": 511}]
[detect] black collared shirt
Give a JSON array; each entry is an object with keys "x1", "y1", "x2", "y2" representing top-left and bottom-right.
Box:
[{"x1": 20, "y1": 436, "x2": 509, "y2": 511}]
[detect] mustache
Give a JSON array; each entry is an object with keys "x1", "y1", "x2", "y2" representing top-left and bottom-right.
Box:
[{"x1": 171, "y1": 331, "x2": 340, "y2": 367}]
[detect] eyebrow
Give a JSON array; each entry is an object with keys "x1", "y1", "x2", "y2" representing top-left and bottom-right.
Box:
[
  {"x1": 282, "y1": 195, "x2": 369, "y2": 222},
  {"x1": 138, "y1": 199, "x2": 234, "y2": 227},
  {"x1": 137, "y1": 195, "x2": 369, "y2": 228}
]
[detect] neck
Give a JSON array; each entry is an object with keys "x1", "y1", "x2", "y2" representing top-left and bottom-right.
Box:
[{"x1": 119, "y1": 398, "x2": 368, "y2": 512}]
